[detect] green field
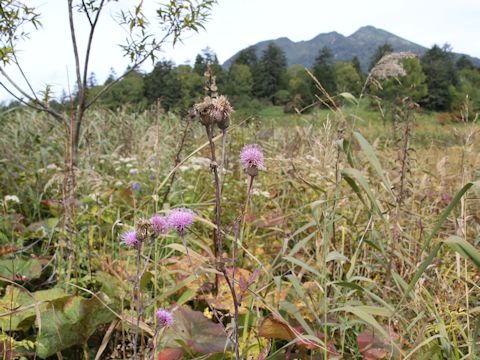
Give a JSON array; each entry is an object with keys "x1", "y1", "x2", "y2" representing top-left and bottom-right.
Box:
[{"x1": 0, "y1": 103, "x2": 479, "y2": 359}]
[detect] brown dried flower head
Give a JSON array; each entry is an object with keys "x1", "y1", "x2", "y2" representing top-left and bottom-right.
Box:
[
  {"x1": 194, "y1": 97, "x2": 215, "y2": 126},
  {"x1": 135, "y1": 218, "x2": 152, "y2": 242},
  {"x1": 194, "y1": 95, "x2": 234, "y2": 129},
  {"x1": 211, "y1": 95, "x2": 234, "y2": 130}
]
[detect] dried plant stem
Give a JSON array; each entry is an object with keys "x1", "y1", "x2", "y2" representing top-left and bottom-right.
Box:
[
  {"x1": 389, "y1": 117, "x2": 411, "y2": 278},
  {"x1": 160, "y1": 113, "x2": 193, "y2": 208},
  {"x1": 230, "y1": 175, "x2": 254, "y2": 359},
  {"x1": 206, "y1": 124, "x2": 223, "y2": 294},
  {"x1": 132, "y1": 242, "x2": 143, "y2": 360}
]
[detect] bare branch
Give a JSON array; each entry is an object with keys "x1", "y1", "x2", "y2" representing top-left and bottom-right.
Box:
[
  {"x1": 74, "y1": 0, "x2": 106, "y2": 147},
  {"x1": 81, "y1": 0, "x2": 94, "y2": 26},
  {"x1": 0, "y1": 80, "x2": 65, "y2": 122},
  {"x1": 0, "y1": 66, "x2": 65, "y2": 121},
  {"x1": 9, "y1": 39, "x2": 38, "y2": 101},
  {"x1": 67, "y1": 0, "x2": 82, "y2": 100},
  {"x1": 82, "y1": 0, "x2": 105, "y2": 91}
]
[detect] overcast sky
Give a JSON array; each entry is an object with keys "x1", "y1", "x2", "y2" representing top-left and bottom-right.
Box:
[{"x1": 1, "y1": 0, "x2": 479, "y2": 103}]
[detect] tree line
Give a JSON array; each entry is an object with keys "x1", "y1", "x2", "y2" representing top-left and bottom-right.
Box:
[{"x1": 3, "y1": 43, "x2": 479, "y2": 116}]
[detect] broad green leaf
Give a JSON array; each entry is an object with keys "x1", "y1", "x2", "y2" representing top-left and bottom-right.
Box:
[
  {"x1": 36, "y1": 293, "x2": 116, "y2": 358},
  {"x1": 0, "y1": 257, "x2": 43, "y2": 282}
]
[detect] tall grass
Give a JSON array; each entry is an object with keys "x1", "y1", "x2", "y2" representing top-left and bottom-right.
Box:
[{"x1": 0, "y1": 101, "x2": 479, "y2": 359}]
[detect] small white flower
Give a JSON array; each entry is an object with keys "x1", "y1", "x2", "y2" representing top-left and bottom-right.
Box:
[
  {"x1": 252, "y1": 189, "x2": 270, "y2": 198},
  {"x1": 89, "y1": 193, "x2": 100, "y2": 202},
  {"x1": 4, "y1": 195, "x2": 20, "y2": 203},
  {"x1": 129, "y1": 168, "x2": 138, "y2": 175},
  {"x1": 46, "y1": 164, "x2": 60, "y2": 170}
]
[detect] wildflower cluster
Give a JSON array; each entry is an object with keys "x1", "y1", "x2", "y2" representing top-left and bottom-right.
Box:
[{"x1": 120, "y1": 208, "x2": 195, "y2": 248}]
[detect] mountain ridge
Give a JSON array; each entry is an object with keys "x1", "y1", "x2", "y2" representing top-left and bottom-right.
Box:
[{"x1": 223, "y1": 26, "x2": 480, "y2": 71}]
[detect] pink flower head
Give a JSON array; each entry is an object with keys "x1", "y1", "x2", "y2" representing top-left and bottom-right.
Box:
[
  {"x1": 121, "y1": 230, "x2": 139, "y2": 247},
  {"x1": 156, "y1": 308, "x2": 174, "y2": 328},
  {"x1": 240, "y1": 144, "x2": 265, "y2": 175},
  {"x1": 167, "y1": 208, "x2": 195, "y2": 233},
  {"x1": 150, "y1": 214, "x2": 169, "y2": 235}
]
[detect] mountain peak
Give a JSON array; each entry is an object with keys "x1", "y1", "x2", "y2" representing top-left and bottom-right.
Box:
[{"x1": 223, "y1": 27, "x2": 480, "y2": 71}]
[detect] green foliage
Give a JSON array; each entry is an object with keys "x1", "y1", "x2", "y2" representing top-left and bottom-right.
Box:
[
  {"x1": 0, "y1": 0, "x2": 40, "y2": 64},
  {"x1": 93, "y1": 70, "x2": 147, "y2": 110},
  {"x1": 36, "y1": 294, "x2": 116, "y2": 358},
  {"x1": 225, "y1": 63, "x2": 254, "y2": 107},
  {"x1": 420, "y1": 45, "x2": 458, "y2": 111},
  {"x1": 145, "y1": 60, "x2": 181, "y2": 111},
  {"x1": 233, "y1": 46, "x2": 258, "y2": 67},
  {"x1": 0, "y1": 104, "x2": 479, "y2": 358},
  {"x1": 175, "y1": 64, "x2": 204, "y2": 109},
  {"x1": 352, "y1": 56, "x2": 362, "y2": 76},
  {"x1": 193, "y1": 48, "x2": 226, "y2": 91},
  {"x1": 451, "y1": 67, "x2": 480, "y2": 116},
  {"x1": 335, "y1": 61, "x2": 362, "y2": 95},
  {"x1": 285, "y1": 64, "x2": 313, "y2": 109},
  {"x1": 374, "y1": 57, "x2": 427, "y2": 104},
  {"x1": 312, "y1": 46, "x2": 337, "y2": 96},
  {"x1": 253, "y1": 43, "x2": 287, "y2": 101}
]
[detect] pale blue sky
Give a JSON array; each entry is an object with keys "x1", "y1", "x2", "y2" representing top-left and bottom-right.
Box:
[{"x1": 1, "y1": 0, "x2": 479, "y2": 102}]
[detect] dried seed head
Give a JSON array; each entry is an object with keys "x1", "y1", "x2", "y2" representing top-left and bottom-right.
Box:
[
  {"x1": 136, "y1": 219, "x2": 151, "y2": 241},
  {"x1": 194, "y1": 97, "x2": 215, "y2": 126},
  {"x1": 211, "y1": 95, "x2": 234, "y2": 130},
  {"x1": 194, "y1": 95, "x2": 234, "y2": 129}
]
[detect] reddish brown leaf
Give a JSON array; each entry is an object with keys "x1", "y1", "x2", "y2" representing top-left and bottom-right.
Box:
[{"x1": 157, "y1": 348, "x2": 184, "y2": 360}]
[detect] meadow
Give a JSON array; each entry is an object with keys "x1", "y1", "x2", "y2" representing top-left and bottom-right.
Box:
[{"x1": 0, "y1": 100, "x2": 479, "y2": 359}]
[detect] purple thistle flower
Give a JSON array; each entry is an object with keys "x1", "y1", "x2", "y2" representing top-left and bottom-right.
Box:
[
  {"x1": 156, "y1": 308, "x2": 174, "y2": 328},
  {"x1": 240, "y1": 144, "x2": 265, "y2": 176},
  {"x1": 150, "y1": 214, "x2": 169, "y2": 235},
  {"x1": 167, "y1": 208, "x2": 195, "y2": 233},
  {"x1": 121, "y1": 230, "x2": 139, "y2": 247}
]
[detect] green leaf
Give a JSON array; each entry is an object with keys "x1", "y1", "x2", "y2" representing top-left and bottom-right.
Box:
[
  {"x1": 339, "y1": 92, "x2": 359, "y2": 104},
  {"x1": 334, "y1": 305, "x2": 389, "y2": 338},
  {"x1": 0, "y1": 257, "x2": 43, "y2": 282},
  {"x1": 341, "y1": 168, "x2": 384, "y2": 219},
  {"x1": 423, "y1": 181, "x2": 477, "y2": 249},
  {"x1": 36, "y1": 293, "x2": 116, "y2": 358},
  {"x1": 400, "y1": 182, "x2": 478, "y2": 303},
  {"x1": 354, "y1": 131, "x2": 395, "y2": 199},
  {"x1": 0, "y1": 287, "x2": 68, "y2": 332},
  {"x1": 443, "y1": 236, "x2": 480, "y2": 269}
]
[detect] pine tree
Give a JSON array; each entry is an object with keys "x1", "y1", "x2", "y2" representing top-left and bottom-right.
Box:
[
  {"x1": 351, "y1": 56, "x2": 362, "y2": 76},
  {"x1": 420, "y1": 44, "x2": 458, "y2": 111},
  {"x1": 312, "y1": 46, "x2": 337, "y2": 96},
  {"x1": 254, "y1": 43, "x2": 287, "y2": 101}
]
